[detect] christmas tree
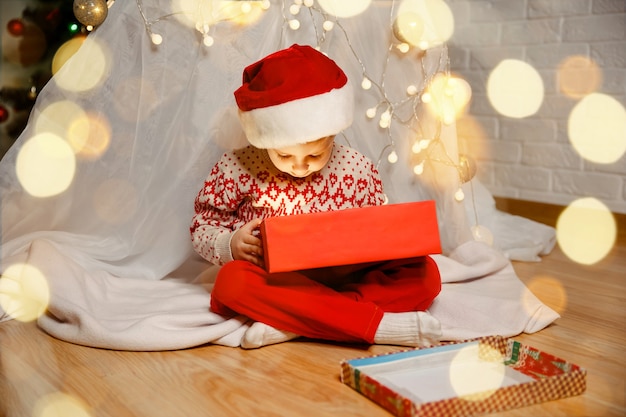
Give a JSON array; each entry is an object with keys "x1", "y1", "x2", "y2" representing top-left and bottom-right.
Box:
[{"x1": 0, "y1": 0, "x2": 108, "y2": 158}]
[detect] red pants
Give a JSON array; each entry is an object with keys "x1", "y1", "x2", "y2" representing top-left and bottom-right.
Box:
[{"x1": 210, "y1": 256, "x2": 441, "y2": 344}]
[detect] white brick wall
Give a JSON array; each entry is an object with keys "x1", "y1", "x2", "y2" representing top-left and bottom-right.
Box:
[{"x1": 447, "y1": 0, "x2": 626, "y2": 214}]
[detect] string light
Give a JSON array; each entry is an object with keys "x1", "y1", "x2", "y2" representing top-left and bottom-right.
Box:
[
  {"x1": 133, "y1": 0, "x2": 482, "y2": 220},
  {"x1": 289, "y1": 4, "x2": 300, "y2": 14},
  {"x1": 454, "y1": 188, "x2": 465, "y2": 202},
  {"x1": 136, "y1": 0, "x2": 270, "y2": 47}
]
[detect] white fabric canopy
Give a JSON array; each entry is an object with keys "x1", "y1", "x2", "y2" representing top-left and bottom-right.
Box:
[{"x1": 0, "y1": 0, "x2": 558, "y2": 350}]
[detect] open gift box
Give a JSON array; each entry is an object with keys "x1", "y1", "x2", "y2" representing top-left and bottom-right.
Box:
[
  {"x1": 340, "y1": 335, "x2": 586, "y2": 417},
  {"x1": 260, "y1": 200, "x2": 441, "y2": 273}
]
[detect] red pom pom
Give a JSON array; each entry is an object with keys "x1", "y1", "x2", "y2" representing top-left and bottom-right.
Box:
[{"x1": 7, "y1": 19, "x2": 25, "y2": 36}]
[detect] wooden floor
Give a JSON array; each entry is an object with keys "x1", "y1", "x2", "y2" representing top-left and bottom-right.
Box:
[{"x1": 1, "y1": 200, "x2": 625, "y2": 417}]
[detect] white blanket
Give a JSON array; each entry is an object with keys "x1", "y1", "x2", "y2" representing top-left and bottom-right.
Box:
[{"x1": 0, "y1": 239, "x2": 558, "y2": 350}]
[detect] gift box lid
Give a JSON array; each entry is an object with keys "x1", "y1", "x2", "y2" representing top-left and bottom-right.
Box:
[{"x1": 340, "y1": 336, "x2": 587, "y2": 417}]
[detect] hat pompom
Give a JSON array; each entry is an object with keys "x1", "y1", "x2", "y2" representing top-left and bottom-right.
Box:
[{"x1": 234, "y1": 44, "x2": 353, "y2": 149}]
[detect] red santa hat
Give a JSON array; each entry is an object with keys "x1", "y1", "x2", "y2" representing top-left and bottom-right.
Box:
[{"x1": 234, "y1": 44, "x2": 354, "y2": 149}]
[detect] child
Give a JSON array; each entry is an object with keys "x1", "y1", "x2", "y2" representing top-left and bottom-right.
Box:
[{"x1": 191, "y1": 44, "x2": 442, "y2": 349}]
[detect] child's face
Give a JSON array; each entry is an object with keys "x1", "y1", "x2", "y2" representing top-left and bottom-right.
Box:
[{"x1": 267, "y1": 136, "x2": 335, "y2": 178}]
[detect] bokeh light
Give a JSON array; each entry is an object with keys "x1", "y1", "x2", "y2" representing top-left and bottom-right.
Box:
[
  {"x1": 33, "y1": 392, "x2": 92, "y2": 417},
  {"x1": 557, "y1": 197, "x2": 616, "y2": 265},
  {"x1": 558, "y1": 55, "x2": 602, "y2": 99},
  {"x1": 524, "y1": 275, "x2": 568, "y2": 315},
  {"x1": 52, "y1": 36, "x2": 87, "y2": 75},
  {"x1": 16, "y1": 133, "x2": 76, "y2": 198},
  {"x1": 487, "y1": 59, "x2": 544, "y2": 118},
  {"x1": 172, "y1": 0, "x2": 268, "y2": 28},
  {"x1": 54, "y1": 37, "x2": 109, "y2": 93},
  {"x1": 398, "y1": 0, "x2": 454, "y2": 49},
  {"x1": 449, "y1": 343, "x2": 505, "y2": 401},
  {"x1": 35, "y1": 100, "x2": 86, "y2": 145},
  {"x1": 67, "y1": 112, "x2": 112, "y2": 160},
  {"x1": 568, "y1": 93, "x2": 626, "y2": 164},
  {"x1": 393, "y1": 12, "x2": 424, "y2": 46},
  {"x1": 422, "y1": 73, "x2": 472, "y2": 124},
  {"x1": 0, "y1": 263, "x2": 50, "y2": 322},
  {"x1": 93, "y1": 179, "x2": 139, "y2": 224},
  {"x1": 219, "y1": 1, "x2": 267, "y2": 25},
  {"x1": 317, "y1": 0, "x2": 372, "y2": 18},
  {"x1": 172, "y1": 0, "x2": 210, "y2": 28},
  {"x1": 35, "y1": 101, "x2": 113, "y2": 161}
]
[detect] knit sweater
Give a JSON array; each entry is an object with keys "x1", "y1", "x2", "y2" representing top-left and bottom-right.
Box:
[{"x1": 191, "y1": 144, "x2": 385, "y2": 265}]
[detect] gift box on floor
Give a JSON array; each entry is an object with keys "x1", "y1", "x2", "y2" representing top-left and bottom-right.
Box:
[
  {"x1": 260, "y1": 200, "x2": 441, "y2": 273},
  {"x1": 340, "y1": 336, "x2": 587, "y2": 417}
]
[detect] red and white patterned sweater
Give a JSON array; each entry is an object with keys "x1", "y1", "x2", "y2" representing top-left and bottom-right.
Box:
[{"x1": 190, "y1": 144, "x2": 385, "y2": 265}]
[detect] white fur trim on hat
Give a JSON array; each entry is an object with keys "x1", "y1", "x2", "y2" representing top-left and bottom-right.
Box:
[{"x1": 238, "y1": 81, "x2": 354, "y2": 149}]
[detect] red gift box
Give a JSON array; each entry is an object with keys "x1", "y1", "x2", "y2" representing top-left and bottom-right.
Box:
[{"x1": 260, "y1": 200, "x2": 441, "y2": 273}]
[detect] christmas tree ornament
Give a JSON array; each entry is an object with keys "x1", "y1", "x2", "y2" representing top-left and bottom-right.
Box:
[
  {"x1": 458, "y1": 154, "x2": 477, "y2": 183},
  {"x1": 2, "y1": 20, "x2": 47, "y2": 66},
  {"x1": 7, "y1": 19, "x2": 25, "y2": 37},
  {"x1": 73, "y1": 0, "x2": 108, "y2": 28},
  {"x1": 0, "y1": 105, "x2": 9, "y2": 124}
]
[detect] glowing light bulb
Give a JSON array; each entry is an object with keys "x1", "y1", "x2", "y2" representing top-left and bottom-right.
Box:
[
  {"x1": 397, "y1": 43, "x2": 410, "y2": 53},
  {"x1": 379, "y1": 110, "x2": 391, "y2": 128},
  {"x1": 366, "y1": 107, "x2": 377, "y2": 119},
  {"x1": 418, "y1": 40, "x2": 429, "y2": 50},
  {"x1": 303, "y1": 0, "x2": 314, "y2": 7},
  {"x1": 387, "y1": 151, "x2": 398, "y2": 164},
  {"x1": 413, "y1": 162, "x2": 424, "y2": 175},
  {"x1": 412, "y1": 142, "x2": 421, "y2": 153},
  {"x1": 421, "y1": 92, "x2": 431, "y2": 103},
  {"x1": 361, "y1": 77, "x2": 372, "y2": 90},
  {"x1": 323, "y1": 20, "x2": 334, "y2": 31},
  {"x1": 454, "y1": 188, "x2": 465, "y2": 201},
  {"x1": 151, "y1": 33, "x2": 162, "y2": 45},
  {"x1": 203, "y1": 34, "x2": 214, "y2": 47},
  {"x1": 419, "y1": 139, "x2": 430, "y2": 149},
  {"x1": 407, "y1": 85, "x2": 418, "y2": 95},
  {"x1": 289, "y1": 19, "x2": 300, "y2": 30},
  {"x1": 290, "y1": 4, "x2": 300, "y2": 14}
]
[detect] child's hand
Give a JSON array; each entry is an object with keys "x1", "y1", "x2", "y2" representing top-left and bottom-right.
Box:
[{"x1": 231, "y1": 219, "x2": 264, "y2": 268}]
